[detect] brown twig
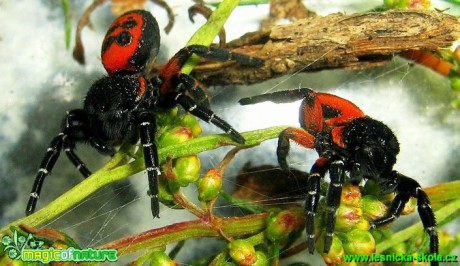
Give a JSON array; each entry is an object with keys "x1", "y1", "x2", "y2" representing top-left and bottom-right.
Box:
[{"x1": 192, "y1": 10, "x2": 460, "y2": 85}]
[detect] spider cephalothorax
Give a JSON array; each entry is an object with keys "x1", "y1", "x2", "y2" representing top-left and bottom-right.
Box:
[
  {"x1": 240, "y1": 88, "x2": 438, "y2": 265},
  {"x1": 27, "y1": 10, "x2": 264, "y2": 219}
]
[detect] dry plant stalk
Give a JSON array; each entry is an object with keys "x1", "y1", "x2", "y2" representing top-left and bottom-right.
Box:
[{"x1": 192, "y1": 10, "x2": 460, "y2": 85}]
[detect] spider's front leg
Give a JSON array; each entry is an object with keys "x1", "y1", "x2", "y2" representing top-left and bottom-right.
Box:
[
  {"x1": 305, "y1": 157, "x2": 329, "y2": 254},
  {"x1": 159, "y1": 44, "x2": 264, "y2": 96},
  {"x1": 161, "y1": 45, "x2": 263, "y2": 78},
  {"x1": 371, "y1": 171, "x2": 439, "y2": 265},
  {"x1": 173, "y1": 89, "x2": 245, "y2": 144},
  {"x1": 26, "y1": 109, "x2": 93, "y2": 215},
  {"x1": 138, "y1": 111, "x2": 161, "y2": 218}
]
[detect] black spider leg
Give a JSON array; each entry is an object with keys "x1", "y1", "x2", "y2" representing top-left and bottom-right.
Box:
[
  {"x1": 276, "y1": 129, "x2": 292, "y2": 172},
  {"x1": 26, "y1": 134, "x2": 63, "y2": 215},
  {"x1": 371, "y1": 171, "x2": 438, "y2": 261},
  {"x1": 174, "y1": 90, "x2": 245, "y2": 144},
  {"x1": 63, "y1": 138, "x2": 91, "y2": 177},
  {"x1": 323, "y1": 158, "x2": 345, "y2": 253},
  {"x1": 26, "y1": 109, "x2": 92, "y2": 215},
  {"x1": 167, "y1": 75, "x2": 245, "y2": 144},
  {"x1": 138, "y1": 111, "x2": 161, "y2": 218},
  {"x1": 305, "y1": 157, "x2": 329, "y2": 254},
  {"x1": 177, "y1": 73, "x2": 210, "y2": 108}
]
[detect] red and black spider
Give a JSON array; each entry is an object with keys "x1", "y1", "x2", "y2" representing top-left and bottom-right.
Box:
[
  {"x1": 26, "y1": 10, "x2": 263, "y2": 218},
  {"x1": 240, "y1": 88, "x2": 438, "y2": 264}
]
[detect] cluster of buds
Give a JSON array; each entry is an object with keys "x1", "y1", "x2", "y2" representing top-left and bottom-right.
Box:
[
  {"x1": 155, "y1": 108, "x2": 226, "y2": 208},
  {"x1": 313, "y1": 183, "x2": 417, "y2": 265},
  {"x1": 155, "y1": 108, "x2": 203, "y2": 205},
  {"x1": 266, "y1": 209, "x2": 304, "y2": 242}
]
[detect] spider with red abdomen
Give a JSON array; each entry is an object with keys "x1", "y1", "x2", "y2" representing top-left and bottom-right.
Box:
[
  {"x1": 239, "y1": 88, "x2": 438, "y2": 265},
  {"x1": 26, "y1": 10, "x2": 264, "y2": 219}
]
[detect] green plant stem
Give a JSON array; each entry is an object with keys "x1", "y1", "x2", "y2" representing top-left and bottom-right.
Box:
[
  {"x1": 376, "y1": 198, "x2": 460, "y2": 252},
  {"x1": 0, "y1": 127, "x2": 285, "y2": 235},
  {"x1": 424, "y1": 180, "x2": 460, "y2": 206},
  {"x1": 182, "y1": 0, "x2": 240, "y2": 74},
  {"x1": 173, "y1": 190, "x2": 205, "y2": 217},
  {"x1": 86, "y1": 213, "x2": 268, "y2": 263},
  {"x1": 61, "y1": 0, "x2": 71, "y2": 49},
  {"x1": 245, "y1": 231, "x2": 266, "y2": 246}
]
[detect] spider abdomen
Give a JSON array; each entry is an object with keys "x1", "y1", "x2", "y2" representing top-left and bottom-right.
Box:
[{"x1": 101, "y1": 10, "x2": 160, "y2": 75}]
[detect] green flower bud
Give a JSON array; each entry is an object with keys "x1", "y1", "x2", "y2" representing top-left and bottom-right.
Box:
[
  {"x1": 355, "y1": 218, "x2": 371, "y2": 231},
  {"x1": 266, "y1": 210, "x2": 304, "y2": 241},
  {"x1": 362, "y1": 195, "x2": 388, "y2": 221},
  {"x1": 316, "y1": 234, "x2": 344, "y2": 265},
  {"x1": 150, "y1": 251, "x2": 179, "y2": 266},
  {"x1": 198, "y1": 168, "x2": 222, "y2": 202},
  {"x1": 341, "y1": 184, "x2": 361, "y2": 207},
  {"x1": 181, "y1": 113, "x2": 202, "y2": 137},
  {"x1": 252, "y1": 251, "x2": 269, "y2": 266},
  {"x1": 228, "y1": 239, "x2": 257, "y2": 266},
  {"x1": 341, "y1": 229, "x2": 376, "y2": 255},
  {"x1": 335, "y1": 204, "x2": 363, "y2": 232},
  {"x1": 173, "y1": 155, "x2": 201, "y2": 187},
  {"x1": 158, "y1": 127, "x2": 193, "y2": 147}
]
